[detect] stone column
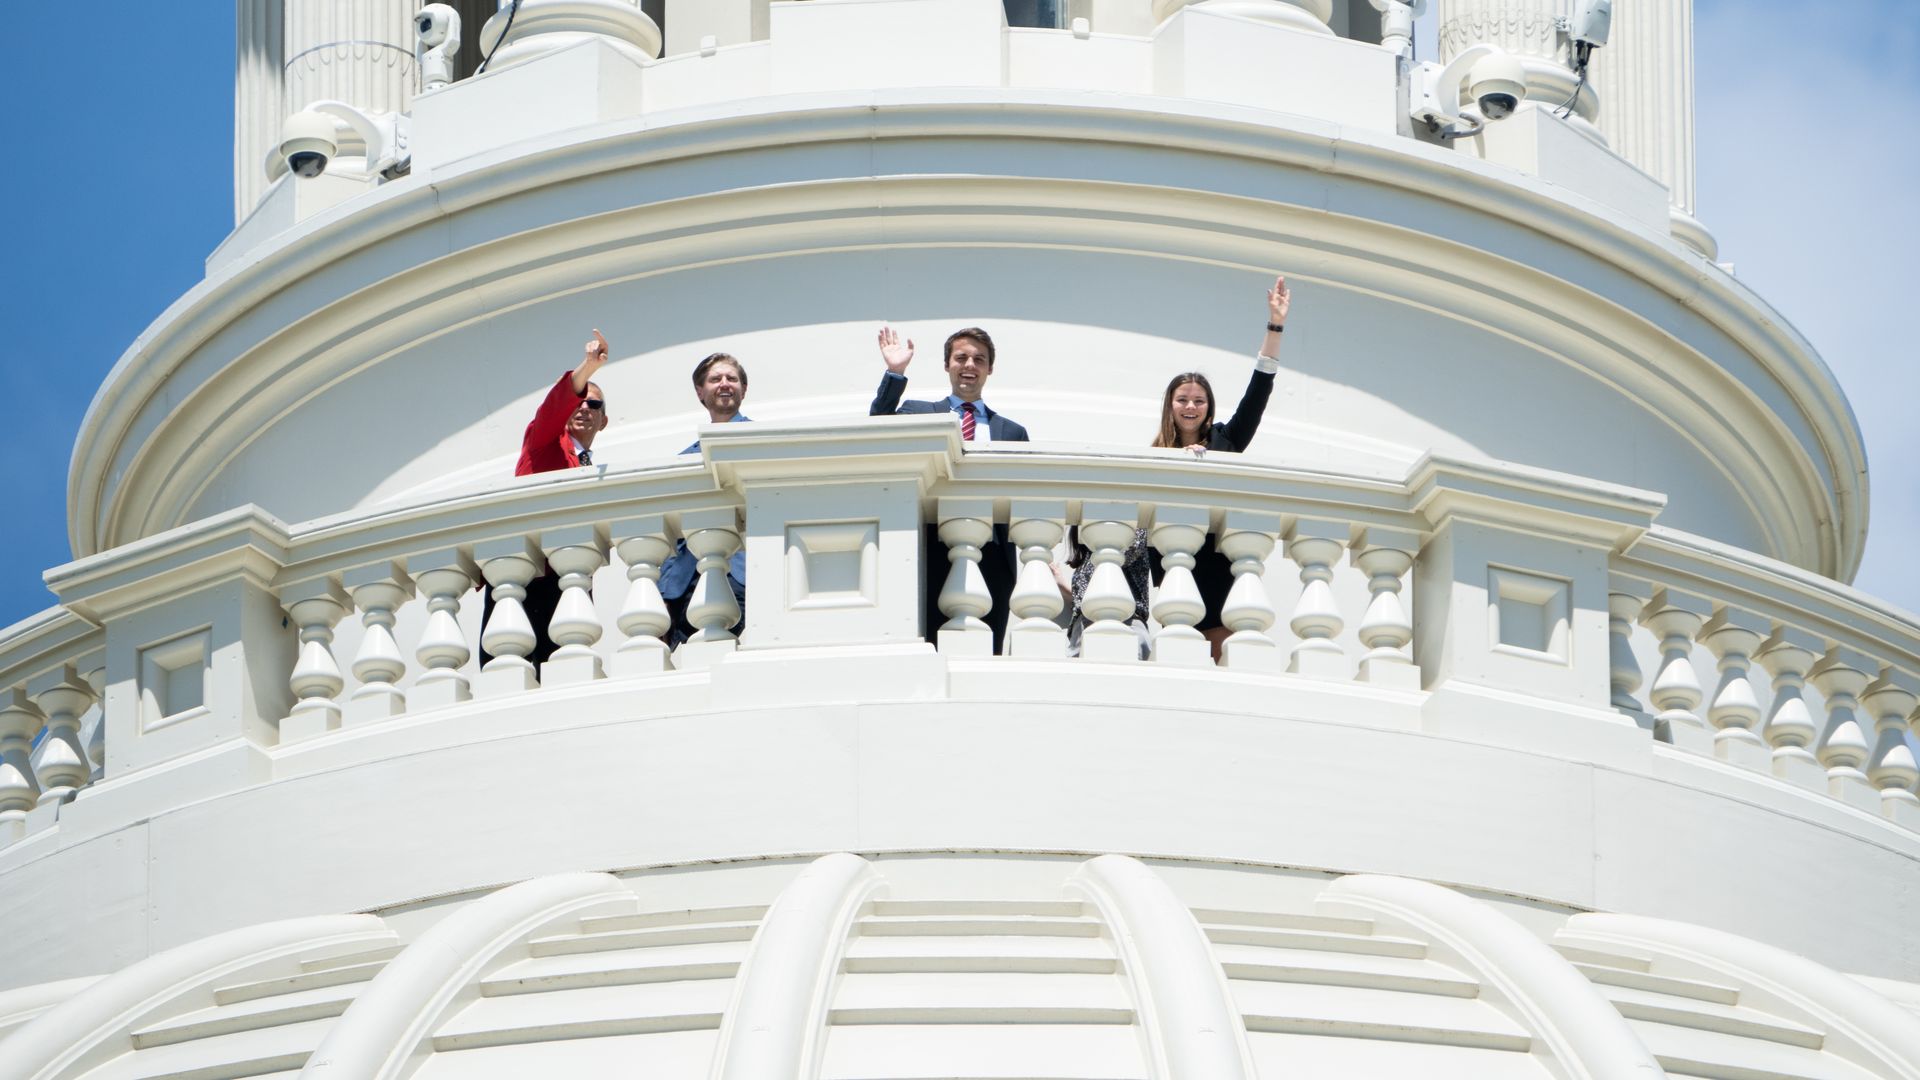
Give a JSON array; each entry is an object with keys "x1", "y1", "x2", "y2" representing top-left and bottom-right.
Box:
[
  {"x1": 236, "y1": 0, "x2": 286, "y2": 220},
  {"x1": 1586, "y1": 0, "x2": 1715, "y2": 257},
  {"x1": 283, "y1": 0, "x2": 420, "y2": 119},
  {"x1": 1438, "y1": 0, "x2": 1600, "y2": 135}
]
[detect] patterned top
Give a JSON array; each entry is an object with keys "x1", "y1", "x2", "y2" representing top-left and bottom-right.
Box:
[{"x1": 1068, "y1": 527, "x2": 1152, "y2": 631}]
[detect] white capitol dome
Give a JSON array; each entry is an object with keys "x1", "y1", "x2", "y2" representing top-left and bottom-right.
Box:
[{"x1": 3, "y1": 0, "x2": 1918, "y2": 1077}]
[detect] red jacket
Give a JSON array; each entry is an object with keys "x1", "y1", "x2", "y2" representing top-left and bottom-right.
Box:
[{"x1": 515, "y1": 371, "x2": 588, "y2": 476}]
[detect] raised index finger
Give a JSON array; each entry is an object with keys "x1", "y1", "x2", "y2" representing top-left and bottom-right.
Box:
[{"x1": 591, "y1": 329, "x2": 608, "y2": 350}]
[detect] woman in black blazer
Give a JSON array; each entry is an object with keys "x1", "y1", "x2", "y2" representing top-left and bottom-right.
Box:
[{"x1": 1151, "y1": 275, "x2": 1291, "y2": 658}]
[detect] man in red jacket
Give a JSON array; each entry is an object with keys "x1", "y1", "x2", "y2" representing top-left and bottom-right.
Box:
[{"x1": 482, "y1": 330, "x2": 614, "y2": 672}]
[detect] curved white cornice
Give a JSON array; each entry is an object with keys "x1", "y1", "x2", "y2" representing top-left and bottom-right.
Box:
[{"x1": 68, "y1": 90, "x2": 1865, "y2": 577}]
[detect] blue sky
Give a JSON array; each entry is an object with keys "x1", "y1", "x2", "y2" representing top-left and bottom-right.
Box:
[{"x1": 0, "y1": 2, "x2": 1913, "y2": 630}]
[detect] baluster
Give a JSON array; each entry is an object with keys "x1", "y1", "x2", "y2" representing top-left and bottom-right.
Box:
[
  {"x1": 29, "y1": 665, "x2": 96, "y2": 808},
  {"x1": 476, "y1": 537, "x2": 544, "y2": 696},
  {"x1": 1217, "y1": 510, "x2": 1283, "y2": 671},
  {"x1": 611, "y1": 515, "x2": 674, "y2": 677},
  {"x1": 1638, "y1": 588, "x2": 1712, "y2": 754},
  {"x1": 1077, "y1": 503, "x2": 1142, "y2": 663},
  {"x1": 673, "y1": 507, "x2": 743, "y2": 671},
  {"x1": 1863, "y1": 672, "x2": 1920, "y2": 829},
  {"x1": 79, "y1": 657, "x2": 106, "y2": 783},
  {"x1": 1352, "y1": 528, "x2": 1420, "y2": 689},
  {"x1": 542, "y1": 525, "x2": 611, "y2": 686},
  {"x1": 343, "y1": 562, "x2": 414, "y2": 725},
  {"x1": 1285, "y1": 520, "x2": 1348, "y2": 679},
  {"x1": 1006, "y1": 500, "x2": 1068, "y2": 659},
  {"x1": 281, "y1": 580, "x2": 350, "y2": 743},
  {"x1": 936, "y1": 498, "x2": 995, "y2": 658},
  {"x1": 1699, "y1": 608, "x2": 1771, "y2": 771},
  {"x1": 1756, "y1": 628, "x2": 1827, "y2": 791},
  {"x1": 0, "y1": 689, "x2": 42, "y2": 845},
  {"x1": 1811, "y1": 647, "x2": 1879, "y2": 813},
  {"x1": 407, "y1": 549, "x2": 478, "y2": 710},
  {"x1": 1149, "y1": 505, "x2": 1212, "y2": 667},
  {"x1": 1607, "y1": 578, "x2": 1652, "y2": 714}
]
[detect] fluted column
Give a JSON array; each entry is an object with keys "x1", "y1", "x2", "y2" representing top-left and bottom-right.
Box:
[
  {"x1": 1006, "y1": 501, "x2": 1068, "y2": 660},
  {"x1": 28, "y1": 666, "x2": 96, "y2": 809},
  {"x1": 1699, "y1": 608, "x2": 1771, "y2": 771},
  {"x1": 542, "y1": 525, "x2": 611, "y2": 686},
  {"x1": 281, "y1": 580, "x2": 351, "y2": 743},
  {"x1": 1352, "y1": 528, "x2": 1419, "y2": 689},
  {"x1": 1149, "y1": 506, "x2": 1212, "y2": 667},
  {"x1": 611, "y1": 516, "x2": 675, "y2": 677},
  {"x1": 236, "y1": 0, "x2": 286, "y2": 218},
  {"x1": 408, "y1": 549, "x2": 479, "y2": 710},
  {"x1": 1756, "y1": 628, "x2": 1827, "y2": 791},
  {"x1": 1438, "y1": 0, "x2": 1601, "y2": 132},
  {"x1": 1863, "y1": 673, "x2": 1920, "y2": 829},
  {"x1": 936, "y1": 499, "x2": 996, "y2": 659},
  {"x1": 283, "y1": 0, "x2": 420, "y2": 118},
  {"x1": 1077, "y1": 504, "x2": 1143, "y2": 664},
  {"x1": 1811, "y1": 647, "x2": 1879, "y2": 813},
  {"x1": 1585, "y1": 0, "x2": 1713, "y2": 256},
  {"x1": 0, "y1": 689, "x2": 42, "y2": 845},
  {"x1": 343, "y1": 562, "x2": 415, "y2": 725},
  {"x1": 1638, "y1": 587, "x2": 1711, "y2": 754},
  {"x1": 1217, "y1": 511, "x2": 1282, "y2": 672}
]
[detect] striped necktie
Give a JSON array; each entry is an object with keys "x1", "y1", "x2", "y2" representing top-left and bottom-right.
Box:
[
  {"x1": 577, "y1": 447, "x2": 593, "y2": 466},
  {"x1": 959, "y1": 403, "x2": 976, "y2": 442}
]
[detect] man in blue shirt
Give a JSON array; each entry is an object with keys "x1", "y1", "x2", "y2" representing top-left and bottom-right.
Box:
[
  {"x1": 868, "y1": 326, "x2": 1030, "y2": 651},
  {"x1": 660, "y1": 352, "x2": 750, "y2": 644}
]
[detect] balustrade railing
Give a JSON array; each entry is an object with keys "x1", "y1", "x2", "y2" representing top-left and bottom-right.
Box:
[{"x1": 5, "y1": 417, "x2": 1918, "y2": 853}]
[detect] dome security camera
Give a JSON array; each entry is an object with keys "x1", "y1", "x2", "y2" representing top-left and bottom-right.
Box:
[
  {"x1": 1467, "y1": 51, "x2": 1528, "y2": 122},
  {"x1": 280, "y1": 110, "x2": 339, "y2": 179}
]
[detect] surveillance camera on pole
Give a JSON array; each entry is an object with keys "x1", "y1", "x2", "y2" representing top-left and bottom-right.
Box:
[{"x1": 415, "y1": 4, "x2": 463, "y2": 93}]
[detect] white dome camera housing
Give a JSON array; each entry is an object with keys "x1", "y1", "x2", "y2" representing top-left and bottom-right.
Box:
[
  {"x1": 1467, "y1": 51, "x2": 1528, "y2": 121},
  {"x1": 279, "y1": 110, "x2": 338, "y2": 179}
]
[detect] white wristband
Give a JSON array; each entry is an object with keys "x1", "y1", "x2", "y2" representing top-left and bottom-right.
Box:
[{"x1": 1254, "y1": 352, "x2": 1280, "y2": 374}]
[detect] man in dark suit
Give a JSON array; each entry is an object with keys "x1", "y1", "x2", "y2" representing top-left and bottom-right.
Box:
[{"x1": 868, "y1": 326, "x2": 1029, "y2": 651}]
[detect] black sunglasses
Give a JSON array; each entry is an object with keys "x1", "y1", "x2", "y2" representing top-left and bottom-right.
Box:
[{"x1": 582, "y1": 399, "x2": 605, "y2": 411}]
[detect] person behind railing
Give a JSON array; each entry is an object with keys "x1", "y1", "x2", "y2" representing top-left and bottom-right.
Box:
[
  {"x1": 483, "y1": 329, "x2": 616, "y2": 668},
  {"x1": 869, "y1": 325, "x2": 1031, "y2": 651},
  {"x1": 658, "y1": 352, "x2": 751, "y2": 645},
  {"x1": 1052, "y1": 528, "x2": 1154, "y2": 660},
  {"x1": 1149, "y1": 274, "x2": 1292, "y2": 659}
]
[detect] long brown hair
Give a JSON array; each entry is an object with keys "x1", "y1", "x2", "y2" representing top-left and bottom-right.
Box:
[{"x1": 1152, "y1": 372, "x2": 1215, "y2": 448}]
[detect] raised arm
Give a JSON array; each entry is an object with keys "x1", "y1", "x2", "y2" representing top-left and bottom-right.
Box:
[
  {"x1": 572, "y1": 328, "x2": 608, "y2": 395},
  {"x1": 1218, "y1": 276, "x2": 1289, "y2": 452},
  {"x1": 869, "y1": 326, "x2": 916, "y2": 416}
]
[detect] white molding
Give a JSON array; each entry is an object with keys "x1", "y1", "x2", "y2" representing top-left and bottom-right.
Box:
[
  {"x1": 66, "y1": 91, "x2": 1862, "y2": 578},
  {"x1": 302, "y1": 872, "x2": 634, "y2": 1080},
  {"x1": 3, "y1": 913, "x2": 392, "y2": 1080},
  {"x1": 708, "y1": 852, "x2": 883, "y2": 1080},
  {"x1": 1320, "y1": 874, "x2": 1667, "y2": 1080},
  {"x1": 1070, "y1": 853, "x2": 1259, "y2": 1079},
  {"x1": 1561, "y1": 913, "x2": 1920, "y2": 1079}
]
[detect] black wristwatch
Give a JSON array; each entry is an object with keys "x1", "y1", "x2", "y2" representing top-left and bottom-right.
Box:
[{"x1": 1266, "y1": 322, "x2": 1286, "y2": 333}]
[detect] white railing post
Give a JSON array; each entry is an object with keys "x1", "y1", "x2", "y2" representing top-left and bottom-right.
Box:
[
  {"x1": 674, "y1": 507, "x2": 743, "y2": 672},
  {"x1": 1811, "y1": 647, "x2": 1879, "y2": 813},
  {"x1": 1756, "y1": 627, "x2": 1828, "y2": 792},
  {"x1": 80, "y1": 656, "x2": 105, "y2": 783},
  {"x1": 280, "y1": 580, "x2": 351, "y2": 743},
  {"x1": 1699, "y1": 607, "x2": 1771, "y2": 771},
  {"x1": 1077, "y1": 503, "x2": 1143, "y2": 664},
  {"x1": 28, "y1": 665, "x2": 96, "y2": 809},
  {"x1": 1286, "y1": 520, "x2": 1349, "y2": 679},
  {"x1": 407, "y1": 549, "x2": 479, "y2": 710},
  {"x1": 1606, "y1": 578, "x2": 1652, "y2": 714},
  {"x1": 1352, "y1": 527, "x2": 1420, "y2": 689},
  {"x1": 476, "y1": 537, "x2": 545, "y2": 696},
  {"x1": 343, "y1": 562, "x2": 415, "y2": 726},
  {"x1": 935, "y1": 498, "x2": 996, "y2": 659},
  {"x1": 541, "y1": 524, "x2": 611, "y2": 687},
  {"x1": 1863, "y1": 671, "x2": 1920, "y2": 829},
  {"x1": 610, "y1": 515, "x2": 675, "y2": 677},
  {"x1": 0, "y1": 689, "x2": 42, "y2": 845},
  {"x1": 1639, "y1": 587, "x2": 1712, "y2": 754},
  {"x1": 1149, "y1": 505, "x2": 1212, "y2": 667},
  {"x1": 1006, "y1": 500, "x2": 1068, "y2": 659},
  {"x1": 1217, "y1": 510, "x2": 1283, "y2": 672}
]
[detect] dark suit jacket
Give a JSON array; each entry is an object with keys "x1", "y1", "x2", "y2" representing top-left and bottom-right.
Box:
[
  {"x1": 870, "y1": 372, "x2": 1030, "y2": 442},
  {"x1": 1202, "y1": 368, "x2": 1275, "y2": 452}
]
